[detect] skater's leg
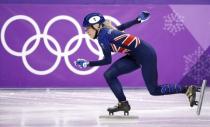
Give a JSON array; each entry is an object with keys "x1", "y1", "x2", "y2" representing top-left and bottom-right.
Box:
[
  {"x1": 141, "y1": 60, "x2": 187, "y2": 95},
  {"x1": 104, "y1": 55, "x2": 140, "y2": 102},
  {"x1": 137, "y1": 42, "x2": 187, "y2": 95}
]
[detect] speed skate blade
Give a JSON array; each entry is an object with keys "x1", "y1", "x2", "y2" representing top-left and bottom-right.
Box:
[{"x1": 196, "y1": 79, "x2": 207, "y2": 116}]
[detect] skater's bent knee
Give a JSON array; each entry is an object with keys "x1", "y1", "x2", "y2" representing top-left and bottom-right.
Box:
[
  {"x1": 148, "y1": 88, "x2": 162, "y2": 96},
  {"x1": 149, "y1": 92, "x2": 160, "y2": 96}
]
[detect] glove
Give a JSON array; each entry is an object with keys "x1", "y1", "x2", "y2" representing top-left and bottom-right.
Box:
[
  {"x1": 74, "y1": 58, "x2": 89, "y2": 69},
  {"x1": 137, "y1": 11, "x2": 150, "y2": 23}
]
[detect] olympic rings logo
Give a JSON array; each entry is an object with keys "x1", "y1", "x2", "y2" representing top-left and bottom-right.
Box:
[{"x1": 0, "y1": 15, "x2": 121, "y2": 75}]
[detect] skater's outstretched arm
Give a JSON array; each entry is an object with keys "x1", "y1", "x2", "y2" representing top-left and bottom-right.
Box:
[
  {"x1": 74, "y1": 38, "x2": 111, "y2": 68},
  {"x1": 116, "y1": 11, "x2": 150, "y2": 31},
  {"x1": 116, "y1": 19, "x2": 139, "y2": 31}
]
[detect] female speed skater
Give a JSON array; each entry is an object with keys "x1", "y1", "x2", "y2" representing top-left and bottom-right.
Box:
[{"x1": 75, "y1": 11, "x2": 198, "y2": 115}]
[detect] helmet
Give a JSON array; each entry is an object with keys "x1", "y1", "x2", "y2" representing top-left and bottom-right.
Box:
[{"x1": 83, "y1": 12, "x2": 105, "y2": 27}]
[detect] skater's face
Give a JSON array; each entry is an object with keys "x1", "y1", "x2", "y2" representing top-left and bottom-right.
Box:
[
  {"x1": 85, "y1": 24, "x2": 100, "y2": 39},
  {"x1": 85, "y1": 26, "x2": 95, "y2": 39}
]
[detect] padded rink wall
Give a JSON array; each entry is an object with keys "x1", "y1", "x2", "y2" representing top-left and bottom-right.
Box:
[{"x1": 0, "y1": 0, "x2": 210, "y2": 88}]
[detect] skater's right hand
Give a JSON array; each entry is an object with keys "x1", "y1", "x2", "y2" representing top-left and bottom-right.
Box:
[
  {"x1": 74, "y1": 58, "x2": 89, "y2": 69},
  {"x1": 137, "y1": 11, "x2": 150, "y2": 23}
]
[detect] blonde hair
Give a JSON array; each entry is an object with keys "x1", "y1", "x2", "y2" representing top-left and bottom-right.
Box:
[{"x1": 102, "y1": 20, "x2": 117, "y2": 30}]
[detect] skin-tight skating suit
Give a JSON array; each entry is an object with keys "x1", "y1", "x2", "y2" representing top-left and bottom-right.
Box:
[{"x1": 88, "y1": 19, "x2": 186, "y2": 102}]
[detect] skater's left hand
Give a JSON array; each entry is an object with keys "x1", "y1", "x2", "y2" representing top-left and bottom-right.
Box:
[
  {"x1": 74, "y1": 58, "x2": 89, "y2": 69},
  {"x1": 137, "y1": 11, "x2": 150, "y2": 23}
]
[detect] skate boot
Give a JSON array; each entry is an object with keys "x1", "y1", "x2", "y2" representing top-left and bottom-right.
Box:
[
  {"x1": 107, "y1": 101, "x2": 131, "y2": 116},
  {"x1": 186, "y1": 85, "x2": 200, "y2": 107}
]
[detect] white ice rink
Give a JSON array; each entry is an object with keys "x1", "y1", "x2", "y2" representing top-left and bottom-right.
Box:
[{"x1": 0, "y1": 88, "x2": 210, "y2": 127}]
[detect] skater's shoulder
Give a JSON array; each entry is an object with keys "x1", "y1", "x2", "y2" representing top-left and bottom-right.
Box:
[
  {"x1": 98, "y1": 28, "x2": 112, "y2": 41},
  {"x1": 98, "y1": 28, "x2": 124, "y2": 39},
  {"x1": 98, "y1": 27, "x2": 111, "y2": 35}
]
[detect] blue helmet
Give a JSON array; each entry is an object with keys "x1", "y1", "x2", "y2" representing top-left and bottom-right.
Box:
[{"x1": 83, "y1": 12, "x2": 105, "y2": 27}]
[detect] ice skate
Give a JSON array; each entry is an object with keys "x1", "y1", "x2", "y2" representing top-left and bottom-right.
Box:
[
  {"x1": 186, "y1": 85, "x2": 199, "y2": 107},
  {"x1": 185, "y1": 80, "x2": 207, "y2": 115},
  {"x1": 107, "y1": 101, "x2": 131, "y2": 116}
]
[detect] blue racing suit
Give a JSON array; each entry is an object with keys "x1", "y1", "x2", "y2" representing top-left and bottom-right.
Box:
[{"x1": 88, "y1": 19, "x2": 187, "y2": 102}]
